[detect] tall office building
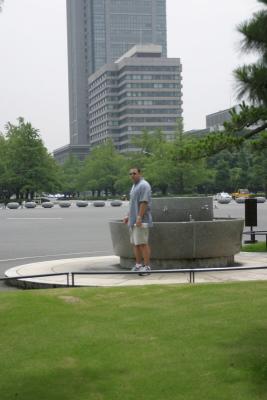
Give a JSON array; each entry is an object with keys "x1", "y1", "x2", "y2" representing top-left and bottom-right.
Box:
[
  {"x1": 88, "y1": 45, "x2": 182, "y2": 151},
  {"x1": 54, "y1": 0, "x2": 167, "y2": 162}
]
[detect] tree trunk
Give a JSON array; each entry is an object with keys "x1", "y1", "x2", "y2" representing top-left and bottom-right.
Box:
[{"x1": 176, "y1": 172, "x2": 184, "y2": 194}]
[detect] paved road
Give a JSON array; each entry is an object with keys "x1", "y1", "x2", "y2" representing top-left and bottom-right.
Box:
[
  {"x1": 213, "y1": 200, "x2": 267, "y2": 229},
  {"x1": 0, "y1": 200, "x2": 266, "y2": 290},
  {"x1": 0, "y1": 203, "x2": 127, "y2": 290}
]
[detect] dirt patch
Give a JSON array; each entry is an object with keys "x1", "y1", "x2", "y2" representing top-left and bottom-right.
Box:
[{"x1": 58, "y1": 295, "x2": 82, "y2": 304}]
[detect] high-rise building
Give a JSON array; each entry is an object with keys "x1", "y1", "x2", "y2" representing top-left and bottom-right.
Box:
[
  {"x1": 54, "y1": 0, "x2": 167, "y2": 162},
  {"x1": 88, "y1": 45, "x2": 182, "y2": 151}
]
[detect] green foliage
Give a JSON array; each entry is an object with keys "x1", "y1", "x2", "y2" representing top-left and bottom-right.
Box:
[
  {"x1": 0, "y1": 134, "x2": 7, "y2": 188},
  {"x1": 2, "y1": 115, "x2": 264, "y2": 200},
  {"x1": 131, "y1": 129, "x2": 175, "y2": 194},
  {"x1": 206, "y1": 141, "x2": 267, "y2": 194},
  {"x1": 60, "y1": 155, "x2": 83, "y2": 195},
  {"x1": 129, "y1": 124, "x2": 214, "y2": 195},
  {"x1": 170, "y1": 123, "x2": 215, "y2": 194},
  {"x1": 0, "y1": 118, "x2": 61, "y2": 199},
  {"x1": 235, "y1": 0, "x2": 267, "y2": 108},
  {"x1": 234, "y1": 64, "x2": 267, "y2": 106},
  {"x1": 224, "y1": 103, "x2": 267, "y2": 140},
  {"x1": 248, "y1": 135, "x2": 267, "y2": 193},
  {"x1": 189, "y1": 1, "x2": 267, "y2": 159},
  {"x1": 78, "y1": 140, "x2": 128, "y2": 196},
  {"x1": 227, "y1": 0, "x2": 267, "y2": 144}
]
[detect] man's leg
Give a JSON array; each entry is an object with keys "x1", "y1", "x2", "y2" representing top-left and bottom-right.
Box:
[
  {"x1": 131, "y1": 227, "x2": 151, "y2": 273},
  {"x1": 133, "y1": 245, "x2": 143, "y2": 264},
  {"x1": 137, "y1": 244, "x2": 151, "y2": 275},
  {"x1": 139, "y1": 244, "x2": 150, "y2": 266}
]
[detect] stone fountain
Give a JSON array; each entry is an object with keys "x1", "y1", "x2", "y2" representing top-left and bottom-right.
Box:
[{"x1": 109, "y1": 197, "x2": 244, "y2": 269}]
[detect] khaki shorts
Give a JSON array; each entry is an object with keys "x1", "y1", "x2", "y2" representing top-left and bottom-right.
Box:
[{"x1": 129, "y1": 225, "x2": 149, "y2": 245}]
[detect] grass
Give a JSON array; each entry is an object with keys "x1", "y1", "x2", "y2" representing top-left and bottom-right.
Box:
[
  {"x1": 1, "y1": 283, "x2": 267, "y2": 399},
  {"x1": 242, "y1": 241, "x2": 267, "y2": 252}
]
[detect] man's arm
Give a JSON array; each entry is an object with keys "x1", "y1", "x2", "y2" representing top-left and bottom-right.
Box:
[{"x1": 136, "y1": 201, "x2": 148, "y2": 226}]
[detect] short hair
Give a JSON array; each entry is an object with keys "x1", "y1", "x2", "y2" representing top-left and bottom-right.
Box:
[{"x1": 130, "y1": 167, "x2": 141, "y2": 173}]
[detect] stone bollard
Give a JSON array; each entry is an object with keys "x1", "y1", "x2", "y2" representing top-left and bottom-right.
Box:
[
  {"x1": 76, "y1": 200, "x2": 89, "y2": 207},
  {"x1": 25, "y1": 202, "x2": 37, "y2": 208},
  {"x1": 93, "y1": 201, "x2": 105, "y2": 207},
  {"x1": 42, "y1": 202, "x2": 54, "y2": 208},
  {"x1": 7, "y1": 202, "x2": 20, "y2": 209},
  {"x1": 110, "y1": 200, "x2": 123, "y2": 207},
  {"x1": 59, "y1": 201, "x2": 72, "y2": 208}
]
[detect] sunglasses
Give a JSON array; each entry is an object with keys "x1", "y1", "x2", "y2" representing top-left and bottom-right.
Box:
[{"x1": 129, "y1": 172, "x2": 137, "y2": 176}]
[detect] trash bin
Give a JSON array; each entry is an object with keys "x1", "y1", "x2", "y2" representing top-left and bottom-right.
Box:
[
  {"x1": 244, "y1": 198, "x2": 257, "y2": 244},
  {"x1": 245, "y1": 198, "x2": 257, "y2": 227}
]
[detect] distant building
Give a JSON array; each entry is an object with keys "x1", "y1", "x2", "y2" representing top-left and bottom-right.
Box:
[
  {"x1": 185, "y1": 105, "x2": 249, "y2": 137},
  {"x1": 54, "y1": 0, "x2": 168, "y2": 162},
  {"x1": 88, "y1": 45, "x2": 182, "y2": 151},
  {"x1": 184, "y1": 128, "x2": 210, "y2": 138},
  {"x1": 185, "y1": 106, "x2": 240, "y2": 138},
  {"x1": 206, "y1": 106, "x2": 241, "y2": 131},
  {"x1": 53, "y1": 144, "x2": 91, "y2": 164}
]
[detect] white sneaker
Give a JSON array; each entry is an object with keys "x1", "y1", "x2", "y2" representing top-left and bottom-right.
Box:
[
  {"x1": 131, "y1": 264, "x2": 142, "y2": 272},
  {"x1": 139, "y1": 265, "x2": 151, "y2": 276}
]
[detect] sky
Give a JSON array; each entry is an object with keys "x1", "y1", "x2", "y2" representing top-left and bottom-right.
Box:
[{"x1": 0, "y1": 0, "x2": 262, "y2": 152}]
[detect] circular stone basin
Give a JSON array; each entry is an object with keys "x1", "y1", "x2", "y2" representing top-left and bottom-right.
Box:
[
  {"x1": 109, "y1": 218, "x2": 244, "y2": 269},
  {"x1": 110, "y1": 200, "x2": 123, "y2": 207},
  {"x1": 7, "y1": 202, "x2": 20, "y2": 209},
  {"x1": 25, "y1": 202, "x2": 37, "y2": 208},
  {"x1": 59, "y1": 201, "x2": 71, "y2": 208},
  {"x1": 42, "y1": 202, "x2": 54, "y2": 208},
  {"x1": 76, "y1": 200, "x2": 88, "y2": 207},
  {"x1": 93, "y1": 201, "x2": 105, "y2": 207},
  {"x1": 151, "y1": 196, "x2": 213, "y2": 222}
]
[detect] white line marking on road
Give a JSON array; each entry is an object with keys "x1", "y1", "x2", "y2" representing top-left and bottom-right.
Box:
[
  {"x1": 7, "y1": 218, "x2": 63, "y2": 220},
  {"x1": 0, "y1": 251, "x2": 109, "y2": 263}
]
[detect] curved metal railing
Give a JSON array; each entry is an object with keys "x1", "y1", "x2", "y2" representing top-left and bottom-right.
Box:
[{"x1": 1, "y1": 264, "x2": 267, "y2": 287}]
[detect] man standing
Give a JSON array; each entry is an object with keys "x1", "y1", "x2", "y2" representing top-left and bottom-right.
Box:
[{"x1": 123, "y1": 167, "x2": 152, "y2": 274}]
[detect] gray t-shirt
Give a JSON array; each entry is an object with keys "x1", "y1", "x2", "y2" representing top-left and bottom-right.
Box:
[{"x1": 128, "y1": 178, "x2": 153, "y2": 227}]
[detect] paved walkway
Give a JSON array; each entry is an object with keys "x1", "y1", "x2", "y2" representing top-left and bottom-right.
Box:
[{"x1": 4, "y1": 252, "x2": 267, "y2": 288}]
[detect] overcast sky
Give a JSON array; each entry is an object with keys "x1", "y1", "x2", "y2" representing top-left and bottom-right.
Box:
[{"x1": 0, "y1": 0, "x2": 262, "y2": 152}]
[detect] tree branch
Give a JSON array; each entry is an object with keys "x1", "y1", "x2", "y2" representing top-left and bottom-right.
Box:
[{"x1": 243, "y1": 122, "x2": 267, "y2": 139}]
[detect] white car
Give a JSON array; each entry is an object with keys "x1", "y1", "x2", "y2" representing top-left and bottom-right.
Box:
[{"x1": 216, "y1": 192, "x2": 232, "y2": 204}]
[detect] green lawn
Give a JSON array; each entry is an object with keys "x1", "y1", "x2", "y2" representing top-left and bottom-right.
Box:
[
  {"x1": 242, "y1": 241, "x2": 267, "y2": 252},
  {"x1": 1, "y1": 283, "x2": 267, "y2": 399}
]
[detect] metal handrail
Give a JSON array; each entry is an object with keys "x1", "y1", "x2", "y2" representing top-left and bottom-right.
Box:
[
  {"x1": 0, "y1": 272, "x2": 70, "y2": 286},
  {"x1": 243, "y1": 230, "x2": 267, "y2": 248},
  {"x1": 70, "y1": 265, "x2": 267, "y2": 285},
  {"x1": 1, "y1": 264, "x2": 267, "y2": 287},
  {"x1": 243, "y1": 230, "x2": 267, "y2": 233}
]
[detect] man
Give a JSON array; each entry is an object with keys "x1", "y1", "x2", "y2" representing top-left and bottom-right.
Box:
[{"x1": 123, "y1": 167, "x2": 152, "y2": 275}]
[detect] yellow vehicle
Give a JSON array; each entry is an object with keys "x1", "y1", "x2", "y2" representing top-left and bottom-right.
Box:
[{"x1": 231, "y1": 188, "x2": 252, "y2": 200}]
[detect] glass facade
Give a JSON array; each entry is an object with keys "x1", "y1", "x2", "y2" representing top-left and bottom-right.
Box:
[{"x1": 92, "y1": 0, "x2": 106, "y2": 70}]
